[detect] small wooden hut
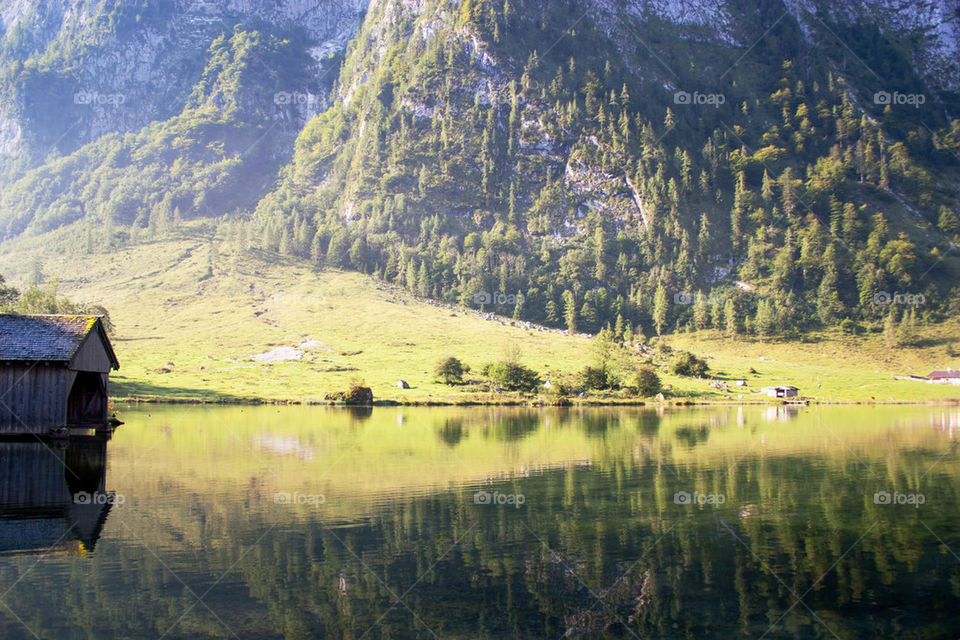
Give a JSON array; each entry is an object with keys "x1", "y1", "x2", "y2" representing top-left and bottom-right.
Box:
[
  {"x1": 762, "y1": 385, "x2": 800, "y2": 399},
  {"x1": 0, "y1": 315, "x2": 119, "y2": 434}
]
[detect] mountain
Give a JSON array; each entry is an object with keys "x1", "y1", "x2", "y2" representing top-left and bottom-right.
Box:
[
  {"x1": 0, "y1": 0, "x2": 365, "y2": 234},
  {"x1": 0, "y1": 0, "x2": 959, "y2": 340},
  {"x1": 0, "y1": 0, "x2": 367, "y2": 160}
]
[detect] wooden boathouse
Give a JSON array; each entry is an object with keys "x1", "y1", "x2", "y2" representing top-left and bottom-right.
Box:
[{"x1": 0, "y1": 315, "x2": 119, "y2": 434}]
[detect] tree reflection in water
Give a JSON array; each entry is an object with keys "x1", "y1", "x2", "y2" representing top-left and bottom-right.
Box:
[{"x1": 0, "y1": 406, "x2": 958, "y2": 638}]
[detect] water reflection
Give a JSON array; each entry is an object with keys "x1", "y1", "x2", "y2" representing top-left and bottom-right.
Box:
[
  {"x1": 0, "y1": 406, "x2": 957, "y2": 638},
  {"x1": 762, "y1": 405, "x2": 800, "y2": 422},
  {"x1": 0, "y1": 435, "x2": 113, "y2": 556}
]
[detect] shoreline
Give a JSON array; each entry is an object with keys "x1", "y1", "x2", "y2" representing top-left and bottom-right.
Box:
[{"x1": 113, "y1": 395, "x2": 960, "y2": 408}]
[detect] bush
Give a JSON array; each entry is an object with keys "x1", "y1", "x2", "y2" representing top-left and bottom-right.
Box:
[
  {"x1": 839, "y1": 318, "x2": 863, "y2": 335},
  {"x1": 483, "y1": 360, "x2": 542, "y2": 392},
  {"x1": 326, "y1": 386, "x2": 373, "y2": 405},
  {"x1": 671, "y1": 351, "x2": 709, "y2": 377},
  {"x1": 579, "y1": 365, "x2": 614, "y2": 390},
  {"x1": 4, "y1": 279, "x2": 92, "y2": 316},
  {"x1": 345, "y1": 386, "x2": 373, "y2": 404},
  {"x1": 539, "y1": 378, "x2": 572, "y2": 404},
  {"x1": 634, "y1": 366, "x2": 662, "y2": 396},
  {"x1": 435, "y1": 356, "x2": 467, "y2": 385}
]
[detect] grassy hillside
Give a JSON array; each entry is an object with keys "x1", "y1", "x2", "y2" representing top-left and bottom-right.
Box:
[
  {"x1": 0, "y1": 226, "x2": 592, "y2": 402},
  {"x1": 668, "y1": 328, "x2": 960, "y2": 404},
  {"x1": 1, "y1": 224, "x2": 958, "y2": 404}
]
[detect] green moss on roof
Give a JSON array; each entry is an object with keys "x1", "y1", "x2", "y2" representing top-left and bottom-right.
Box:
[{"x1": 0, "y1": 314, "x2": 105, "y2": 363}]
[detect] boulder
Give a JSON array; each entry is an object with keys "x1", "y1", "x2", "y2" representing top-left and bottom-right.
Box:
[{"x1": 396, "y1": 380, "x2": 410, "y2": 389}]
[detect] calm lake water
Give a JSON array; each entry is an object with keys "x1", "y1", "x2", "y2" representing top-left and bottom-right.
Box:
[{"x1": 1, "y1": 405, "x2": 960, "y2": 638}]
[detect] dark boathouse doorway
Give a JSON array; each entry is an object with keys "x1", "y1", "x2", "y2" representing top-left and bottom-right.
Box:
[{"x1": 67, "y1": 371, "x2": 107, "y2": 425}]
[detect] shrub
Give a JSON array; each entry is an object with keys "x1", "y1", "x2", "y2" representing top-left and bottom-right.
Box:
[
  {"x1": 345, "y1": 386, "x2": 373, "y2": 404},
  {"x1": 671, "y1": 351, "x2": 709, "y2": 377},
  {"x1": 483, "y1": 360, "x2": 542, "y2": 392},
  {"x1": 579, "y1": 365, "x2": 614, "y2": 390},
  {"x1": 539, "y1": 378, "x2": 571, "y2": 404},
  {"x1": 326, "y1": 386, "x2": 373, "y2": 405},
  {"x1": 839, "y1": 318, "x2": 863, "y2": 335},
  {"x1": 435, "y1": 356, "x2": 467, "y2": 385},
  {"x1": 634, "y1": 366, "x2": 662, "y2": 396}
]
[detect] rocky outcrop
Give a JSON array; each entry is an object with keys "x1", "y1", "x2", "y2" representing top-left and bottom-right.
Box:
[
  {"x1": 0, "y1": 0, "x2": 369, "y2": 162},
  {"x1": 596, "y1": 0, "x2": 959, "y2": 92}
]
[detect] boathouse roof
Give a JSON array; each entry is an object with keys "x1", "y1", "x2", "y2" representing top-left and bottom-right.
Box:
[{"x1": 0, "y1": 315, "x2": 118, "y2": 369}]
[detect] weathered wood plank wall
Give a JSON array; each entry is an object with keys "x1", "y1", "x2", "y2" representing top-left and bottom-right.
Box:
[{"x1": 0, "y1": 364, "x2": 68, "y2": 432}]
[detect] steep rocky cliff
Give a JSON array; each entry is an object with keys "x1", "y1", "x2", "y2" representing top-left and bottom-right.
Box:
[
  {"x1": 0, "y1": 0, "x2": 368, "y2": 235},
  {"x1": 600, "y1": 0, "x2": 959, "y2": 91},
  {"x1": 0, "y1": 0, "x2": 367, "y2": 164}
]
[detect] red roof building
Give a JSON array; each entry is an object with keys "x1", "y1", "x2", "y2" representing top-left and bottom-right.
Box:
[{"x1": 927, "y1": 369, "x2": 960, "y2": 384}]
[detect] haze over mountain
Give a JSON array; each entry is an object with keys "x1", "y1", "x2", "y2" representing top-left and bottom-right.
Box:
[{"x1": 0, "y1": 0, "x2": 958, "y2": 338}]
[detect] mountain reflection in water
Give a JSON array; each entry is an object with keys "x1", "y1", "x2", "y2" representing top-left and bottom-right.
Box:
[{"x1": 0, "y1": 405, "x2": 957, "y2": 639}]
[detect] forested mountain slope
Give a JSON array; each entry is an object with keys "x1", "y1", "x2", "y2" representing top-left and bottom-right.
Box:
[
  {"x1": 0, "y1": 0, "x2": 365, "y2": 235},
  {"x1": 1, "y1": 0, "x2": 959, "y2": 338},
  {"x1": 256, "y1": 0, "x2": 960, "y2": 336}
]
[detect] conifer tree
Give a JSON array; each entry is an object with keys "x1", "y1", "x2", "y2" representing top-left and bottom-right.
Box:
[
  {"x1": 884, "y1": 308, "x2": 899, "y2": 348},
  {"x1": 652, "y1": 284, "x2": 669, "y2": 335},
  {"x1": 723, "y1": 298, "x2": 739, "y2": 337},
  {"x1": 693, "y1": 291, "x2": 709, "y2": 329},
  {"x1": 562, "y1": 290, "x2": 577, "y2": 334}
]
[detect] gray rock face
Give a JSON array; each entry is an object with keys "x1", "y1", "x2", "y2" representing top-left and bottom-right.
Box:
[
  {"x1": 0, "y1": 0, "x2": 370, "y2": 160},
  {"x1": 4, "y1": 0, "x2": 952, "y2": 165},
  {"x1": 598, "y1": 0, "x2": 959, "y2": 91},
  {"x1": 784, "y1": 0, "x2": 959, "y2": 92}
]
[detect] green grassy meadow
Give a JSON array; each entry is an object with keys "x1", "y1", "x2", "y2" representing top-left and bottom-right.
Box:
[{"x1": 1, "y1": 227, "x2": 958, "y2": 404}]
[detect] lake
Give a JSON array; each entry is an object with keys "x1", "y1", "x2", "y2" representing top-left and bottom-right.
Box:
[{"x1": 1, "y1": 405, "x2": 959, "y2": 638}]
